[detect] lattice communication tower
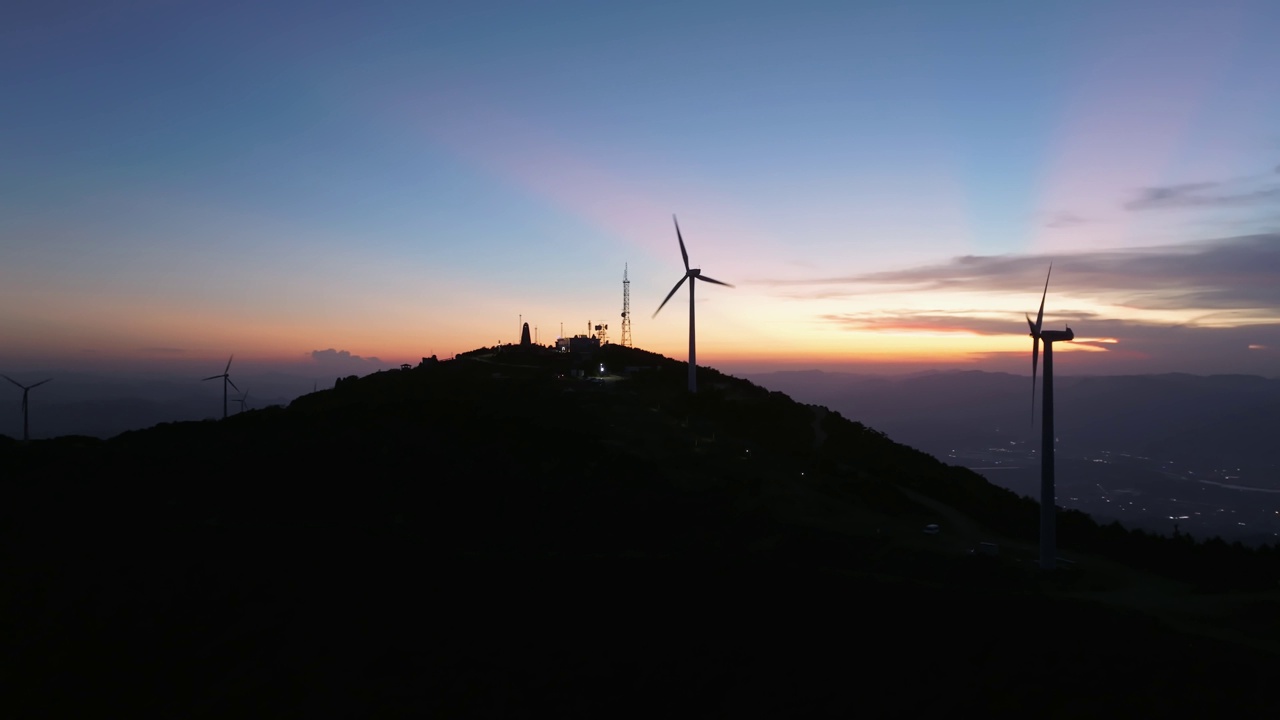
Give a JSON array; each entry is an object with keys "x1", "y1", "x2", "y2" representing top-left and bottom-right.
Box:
[{"x1": 620, "y1": 263, "x2": 633, "y2": 348}]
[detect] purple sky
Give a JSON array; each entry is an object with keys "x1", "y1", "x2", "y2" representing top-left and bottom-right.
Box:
[{"x1": 2, "y1": 1, "x2": 1279, "y2": 380}]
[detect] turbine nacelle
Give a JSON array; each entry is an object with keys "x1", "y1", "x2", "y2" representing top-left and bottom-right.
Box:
[
  {"x1": 652, "y1": 217, "x2": 734, "y2": 319},
  {"x1": 202, "y1": 355, "x2": 238, "y2": 419},
  {"x1": 1023, "y1": 264, "x2": 1076, "y2": 572},
  {"x1": 652, "y1": 214, "x2": 734, "y2": 393},
  {"x1": 3, "y1": 374, "x2": 51, "y2": 441},
  {"x1": 1028, "y1": 324, "x2": 1074, "y2": 342},
  {"x1": 1026, "y1": 264, "x2": 1073, "y2": 423}
]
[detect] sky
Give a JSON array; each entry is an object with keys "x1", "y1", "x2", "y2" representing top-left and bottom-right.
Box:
[{"x1": 3, "y1": 0, "x2": 1280, "y2": 382}]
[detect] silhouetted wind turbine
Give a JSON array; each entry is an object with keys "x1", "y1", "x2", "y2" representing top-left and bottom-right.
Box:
[
  {"x1": 202, "y1": 355, "x2": 239, "y2": 419},
  {"x1": 3, "y1": 375, "x2": 51, "y2": 441},
  {"x1": 232, "y1": 388, "x2": 250, "y2": 414},
  {"x1": 1026, "y1": 263, "x2": 1074, "y2": 570},
  {"x1": 653, "y1": 214, "x2": 734, "y2": 393}
]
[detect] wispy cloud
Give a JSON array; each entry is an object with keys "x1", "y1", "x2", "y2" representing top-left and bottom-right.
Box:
[
  {"x1": 819, "y1": 310, "x2": 1102, "y2": 336},
  {"x1": 757, "y1": 233, "x2": 1280, "y2": 315},
  {"x1": 1125, "y1": 181, "x2": 1280, "y2": 211},
  {"x1": 821, "y1": 308, "x2": 1280, "y2": 370},
  {"x1": 1045, "y1": 212, "x2": 1089, "y2": 229},
  {"x1": 308, "y1": 348, "x2": 378, "y2": 363}
]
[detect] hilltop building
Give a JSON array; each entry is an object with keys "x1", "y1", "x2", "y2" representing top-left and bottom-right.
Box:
[{"x1": 555, "y1": 335, "x2": 600, "y2": 353}]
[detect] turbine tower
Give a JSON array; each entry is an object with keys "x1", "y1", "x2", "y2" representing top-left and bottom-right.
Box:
[
  {"x1": 3, "y1": 375, "x2": 51, "y2": 441},
  {"x1": 1027, "y1": 264, "x2": 1074, "y2": 570},
  {"x1": 653, "y1": 215, "x2": 733, "y2": 393},
  {"x1": 203, "y1": 355, "x2": 239, "y2": 420},
  {"x1": 621, "y1": 263, "x2": 633, "y2": 348}
]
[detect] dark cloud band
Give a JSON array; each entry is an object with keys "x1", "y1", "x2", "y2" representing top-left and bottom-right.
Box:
[{"x1": 757, "y1": 233, "x2": 1280, "y2": 315}]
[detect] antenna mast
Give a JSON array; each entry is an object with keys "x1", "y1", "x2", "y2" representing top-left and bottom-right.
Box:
[{"x1": 621, "y1": 262, "x2": 633, "y2": 348}]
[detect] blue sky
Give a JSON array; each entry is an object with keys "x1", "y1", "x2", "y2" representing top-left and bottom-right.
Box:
[{"x1": 3, "y1": 0, "x2": 1279, "y2": 378}]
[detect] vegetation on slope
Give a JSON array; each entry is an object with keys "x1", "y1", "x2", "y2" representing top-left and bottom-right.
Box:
[{"x1": 1, "y1": 344, "x2": 1277, "y2": 715}]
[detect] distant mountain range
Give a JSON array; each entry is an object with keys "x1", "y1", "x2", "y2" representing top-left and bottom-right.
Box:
[
  {"x1": 0, "y1": 371, "x2": 323, "y2": 439},
  {"x1": 13, "y1": 367, "x2": 1279, "y2": 470}
]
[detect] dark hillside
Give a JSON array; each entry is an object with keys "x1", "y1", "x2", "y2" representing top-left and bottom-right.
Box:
[{"x1": 2, "y1": 346, "x2": 1278, "y2": 716}]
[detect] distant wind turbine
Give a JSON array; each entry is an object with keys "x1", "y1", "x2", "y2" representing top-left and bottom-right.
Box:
[
  {"x1": 202, "y1": 355, "x2": 239, "y2": 419},
  {"x1": 653, "y1": 214, "x2": 734, "y2": 393},
  {"x1": 1026, "y1": 264, "x2": 1074, "y2": 570},
  {"x1": 232, "y1": 388, "x2": 250, "y2": 414},
  {"x1": 3, "y1": 375, "x2": 52, "y2": 441}
]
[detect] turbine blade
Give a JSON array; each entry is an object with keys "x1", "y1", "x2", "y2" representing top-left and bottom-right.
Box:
[
  {"x1": 227, "y1": 377, "x2": 240, "y2": 392},
  {"x1": 31, "y1": 379, "x2": 52, "y2": 389},
  {"x1": 697, "y1": 274, "x2": 734, "y2": 288},
  {"x1": 1035, "y1": 263, "x2": 1051, "y2": 333},
  {"x1": 653, "y1": 275, "x2": 688, "y2": 318},
  {"x1": 1026, "y1": 314, "x2": 1036, "y2": 335},
  {"x1": 673, "y1": 215, "x2": 690, "y2": 273},
  {"x1": 2, "y1": 374, "x2": 23, "y2": 389},
  {"x1": 202, "y1": 375, "x2": 222, "y2": 381},
  {"x1": 1031, "y1": 336, "x2": 1040, "y2": 424},
  {"x1": 225, "y1": 354, "x2": 234, "y2": 373}
]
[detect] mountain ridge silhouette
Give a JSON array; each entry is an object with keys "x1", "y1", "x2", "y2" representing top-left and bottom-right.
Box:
[{"x1": 2, "y1": 344, "x2": 1278, "y2": 715}]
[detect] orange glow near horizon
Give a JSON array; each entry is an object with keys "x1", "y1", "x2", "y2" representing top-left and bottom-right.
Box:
[{"x1": 0, "y1": 314, "x2": 1138, "y2": 369}]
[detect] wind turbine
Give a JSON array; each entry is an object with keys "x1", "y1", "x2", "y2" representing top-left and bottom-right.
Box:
[
  {"x1": 653, "y1": 214, "x2": 734, "y2": 393},
  {"x1": 203, "y1": 355, "x2": 239, "y2": 419},
  {"x1": 1027, "y1": 264, "x2": 1074, "y2": 570},
  {"x1": 232, "y1": 388, "x2": 250, "y2": 414},
  {"x1": 3, "y1": 375, "x2": 51, "y2": 441}
]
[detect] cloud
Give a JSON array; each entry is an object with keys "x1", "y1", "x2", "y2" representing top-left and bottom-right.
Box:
[
  {"x1": 758, "y1": 233, "x2": 1280, "y2": 315},
  {"x1": 1123, "y1": 182, "x2": 1217, "y2": 210},
  {"x1": 819, "y1": 310, "x2": 1103, "y2": 336},
  {"x1": 821, "y1": 309, "x2": 1280, "y2": 372},
  {"x1": 1045, "y1": 212, "x2": 1089, "y2": 229},
  {"x1": 308, "y1": 348, "x2": 378, "y2": 363},
  {"x1": 1125, "y1": 181, "x2": 1280, "y2": 211}
]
